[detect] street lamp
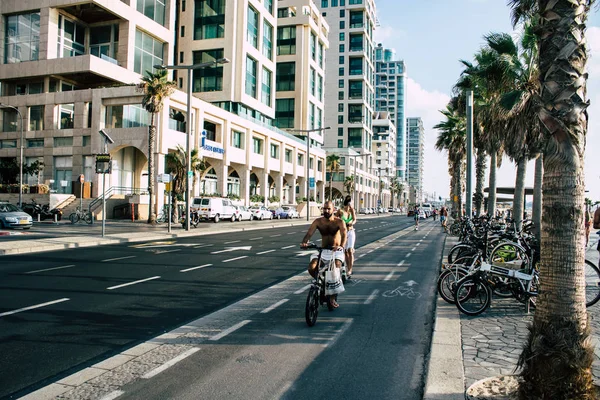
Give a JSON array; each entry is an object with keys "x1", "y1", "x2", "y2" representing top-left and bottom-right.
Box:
[
  {"x1": 287, "y1": 127, "x2": 330, "y2": 221},
  {"x1": 0, "y1": 103, "x2": 24, "y2": 208},
  {"x1": 155, "y1": 57, "x2": 229, "y2": 231}
]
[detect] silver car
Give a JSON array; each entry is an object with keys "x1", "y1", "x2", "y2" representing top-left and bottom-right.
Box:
[{"x1": 0, "y1": 203, "x2": 33, "y2": 229}]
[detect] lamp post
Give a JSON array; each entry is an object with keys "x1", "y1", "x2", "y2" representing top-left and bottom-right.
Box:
[
  {"x1": 155, "y1": 58, "x2": 229, "y2": 230},
  {"x1": 287, "y1": 127, "x2": 330, "y2": 221},
  {"x1": 0, "y1": 104, "x2": 24, "y2": 208}
]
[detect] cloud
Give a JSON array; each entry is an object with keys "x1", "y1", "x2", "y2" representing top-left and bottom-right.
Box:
[{"x1": 374, "y1": 26, "x2": 405, "y2": 45}]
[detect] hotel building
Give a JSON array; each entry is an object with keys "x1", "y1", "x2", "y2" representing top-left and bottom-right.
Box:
[{"x1": 406, "y1": 116, "x2": 424, "y2": 203}]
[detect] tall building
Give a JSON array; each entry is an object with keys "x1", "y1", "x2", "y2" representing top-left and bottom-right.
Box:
[
  {"x1": 406, "y1": 117, "x2": 425, "y2": 202},
  {"x1": 374, "y1": 43, "x2": 406, "y2": 181},
  {"x1": 0, "y1": 0, "x2": 327, "y2": 214},
  {"x1": 372, "y1": 111, "x2": 395, "y2": 208}
]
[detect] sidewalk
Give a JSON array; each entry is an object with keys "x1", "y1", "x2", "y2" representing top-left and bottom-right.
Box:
[{"x1": 424, "y1": 233, "x2": 600, "y2": 400}]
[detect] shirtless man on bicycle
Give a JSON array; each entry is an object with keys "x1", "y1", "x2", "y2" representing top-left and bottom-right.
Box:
[{"x1": 301, "y1": 200, "x2": 347, "y2": 308}]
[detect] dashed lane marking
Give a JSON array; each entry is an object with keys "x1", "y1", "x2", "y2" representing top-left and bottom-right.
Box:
[
  {"x1": 270, "y1": 234, "x2": 281, "y2": 237},
  {"x1": 406, "y1": 253, "x2": 412, "y2": 258},
  {"x1": 142, "y1": 348, "x2": 200, "y2": 379},
  {"x1": 364, "y1": 290, "x2": 379, "y2": 304},
  {"x1": 107, "y1": 276, "x2": 160, "y2": 290},
  {"x1": 224, "y1": 240, "x2": 240, "y2": 244},
  {"x1": 411, "y1": 247, "x2": 416, "y2": 251},
  {"x1": 281, "y1": 245, "x2": 295, "y2": 249},
  {"x1": 25, "y1": 265, "x2": 75, "y2": 274},
  {"x1": 209, "y1": 320, "x2": 252, "y2": 341},
  {"x1": 193, "y1": 244, "x2": 214, "y2": 249},
  {"x1": 397, "y1": 260, "x2": 405, "y2": 267},
  {"x1": 384, "y1": 271, "x2": 394, "y2": 281},
  {"x1": 222, "y1": 256, "x2": 248, "y2": 263},
  {"x1": 249, "y1": 237, "x2": 263, "y2": 241},
  {"x1": 180, "y1": 264, "x2": 212, "y2": 272},
  {"x1": 294, "y1": 284, "x2": 312, "y2": 294},
  {"x1": 0, "y1": 298, "x2": 70, "y2": 318},
  {"x1": 260, "y1": 299, "x2": 289, "y2": 313},
  {"x1": 257, "y1": 249, "x2": 276, "y2": 255},
  {"x1": 102, "y1": 256, "x2": 136, "y2": 263}
]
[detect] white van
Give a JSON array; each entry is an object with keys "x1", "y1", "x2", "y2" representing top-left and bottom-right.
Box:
[{"x1": 191, "y1": 197, "x2": 237, "y2": 223}]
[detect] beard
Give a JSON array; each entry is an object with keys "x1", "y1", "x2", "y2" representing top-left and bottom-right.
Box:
[{"x1": 323, "y1": 211, "x2": 332, "y2": 218}]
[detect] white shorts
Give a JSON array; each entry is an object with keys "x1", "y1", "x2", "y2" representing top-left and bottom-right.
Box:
[
  {"x1": 345, "y1": 229, "x2": 356, "y2": 250},
  {"x1": 310, "y1": 249, "x2": 345, "y2": 264}
]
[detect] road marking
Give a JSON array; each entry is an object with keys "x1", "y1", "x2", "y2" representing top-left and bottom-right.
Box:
[
  {"x1": 222, "y1": 256, "x2": 248, "y2": 263},
  {"x1": 416, "y1": 243, "x2": 421, "y2": 246},
  {"x1": 142, "y1": 348, "x2": 200, "y2": 379},
  {"x1": 249, "y1": 237, "x2": 263, "y2": 241},
  {"x1": 287, "y1": 232, "x2": 296, "y2": 235},
  {"x1": 364, "y1": 289, "x2": 379, "y2": 304},
  {"x1": 0, "y1": 298, "x2": 69, "y2": 318},
  {"x1": 260, "y1": 299, "x2": 289, "y2": 313},
  {"x1": 210, "y1": 320, "x2": 252, "y2": 341},
  {"x1": 257, "y1": 249, "x2": 276, "y2": 255},
  {"x1": 180, "y1": 264, "x2": 212, "y2": 272},
  {"x1": 294, "y1": 284, "x2": 311, "y2": 294},
  {"x1": 150, "y1": 249, "x2": 181, "y2": 255},
  {"x1": 224, "y1": 240, "x2": 240, "y2": 244},
  {"x1": 25, "y1": 265, "x2": 75, "y2": 274},
  {"x1": 281, "y1": 245, "x2": 295, "y2": 249},
  {"x1": 193, "y1": 244, "x2": 214, "y2": 249},
  {"x1": 375, "y1": 246, "x2": 382, "y2": 250},
  {"x1": 411, "y1": 247, "x2": 416, "y2": 251},
  {"x1": 324, "y1": 319, "x2": 353, "y2": 348},
  {"x1": 367, "y1": 250, "x2": 374, "y2": 254},
  {"x1": 102, "y1": 256, "x2": 136, "y2": 263},
  {"x1": 211, "y1": 246, "x2": 252, "y2": 254},
  {"x1": 99, "y1": 391, "x2": 125, "y2": 400},
  {"x1": 107, "y1": 276, "x2": 160, "y2": 290},
  {"x1": 384, "y1": 271, "x2": 394, "y2": 281},
  {"x1": 397, "y1": 260, "x2": 405, "y2": 267},
  {"x1": 406, "y1": 253, "x2": 412, "y2": 258},
  {"x1": 423, "y1": 236, "x2": 427, "y2": 239},
  {"x1": 270, "y1": 234, "x2": 281, "y2": 237}
]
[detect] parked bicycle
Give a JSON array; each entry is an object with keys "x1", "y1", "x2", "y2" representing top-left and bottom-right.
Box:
[{"x1": 69, "y1": 207, "x2": 93, "y2": 224}]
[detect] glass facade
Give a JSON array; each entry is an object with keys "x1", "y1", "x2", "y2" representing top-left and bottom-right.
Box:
[
  {"x1": 263, "y1": 21, "x2": 273, "y2": 59},
  {"x1": 276, "y1": 62, "x2": 295, "y2": 91},
  {"x1": 194, "y1": 0, "x2": 226, "y2": 39},
  {"x1": 137, "y1": 0, "x2": 166, "y2": 25},
  {"x1": 277, "y1": 27, "x2": 296, "y2": 55},
  {"x1": 192, "y1": 49, "x2": 225, "y2": 91},
  {"x1": 274, "y1": 98, "x2": 294, "y2": 128},
  {"x1": 105, "y1": 104, "x2": 150, "y2": 128},
  {"x1": 245, "y1": 56, "x2": 257, "y2": 98},
  {"x1": 57, "y1": 15, "x2": 85, "y2": 58},
  {"x1": 90, "y1": 24, "x2": 119, "y2": 60},
  {"x1": 4, "y1": 11, "x2": 40, "y2": 63},
  {"x1": 247, "y1": 6, "x2": 258, "y2": 48},
  {"x1": 134, "y1": 30, "x2": 164, "y2": 75},
  {"x1": 261, "y1": 67, "x2": 272, "y2": 106}
]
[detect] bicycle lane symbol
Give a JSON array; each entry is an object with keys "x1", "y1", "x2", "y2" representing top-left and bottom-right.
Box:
[{"x1": 382, "y1": 280, "x2": 422, "y2": 299}]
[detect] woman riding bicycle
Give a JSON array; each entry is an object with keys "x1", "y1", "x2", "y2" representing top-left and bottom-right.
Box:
[{"x1": 337, "y1": 195, "x2": 357, "y2": 279}]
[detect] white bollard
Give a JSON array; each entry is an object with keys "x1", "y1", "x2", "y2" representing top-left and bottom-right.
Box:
[
  {"x1": 37, "y1": 214, "x2": 41, "y2": 222},
  {"x1": 54, "y1": 214, "x2": 58, "y2": 223}
]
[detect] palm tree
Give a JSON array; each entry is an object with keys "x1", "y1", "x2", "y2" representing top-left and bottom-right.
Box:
[
  {"x1": 138, "y1": 69, "x2": 177, "y2": 224},
  {"x1": 507, "y1": 1, "x2": 596, "y2": 398},
  {"x1": 326, "y1": 154, "x2": 341, "y2": 201},
  {"x1": 165, "y1": 145, "x2": 206, "y2": 220},
  {"x1": 343, "y1": 175, "x2": 355, "y2": 196}
]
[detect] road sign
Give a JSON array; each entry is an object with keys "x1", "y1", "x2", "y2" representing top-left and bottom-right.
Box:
[
  {"x1": 95, "y1": 154, "x2": 111, "y2": 174},
  {"x1": 309, "y1": 177, "x2": 315, "y2": 189},
  {"x1": 78, "y1": 174, "x2": 85, "y2": 183},
  {"x1": 158, "y1": 174, "x2": 171, "y2": 183}
]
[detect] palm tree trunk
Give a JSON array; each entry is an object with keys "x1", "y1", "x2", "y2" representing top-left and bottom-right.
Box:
[
  {"x1": 474, "y1": 149, "x2": 487, "y2": 216},
  {"x1": 488, "y1": 151, "x2": 498, "y2": 217},
  {"x1": 532, "y1": 154, "x2": 543, "y2": 242},
  {"x1": 453, "y1": 161, "x2": 462, "y2": 217},
  {"x1": 328, "y1": 174, "x2": 333, "y2": 201},
  {"x1": 147, "y1": 120, "x2": 156, "y2": 224},
  {"x1": 512, "y1": 157, "x2": 527, "y2": 231},
  {"x1": 517, "y1": 1, "x2": 593, "y2": 398}
]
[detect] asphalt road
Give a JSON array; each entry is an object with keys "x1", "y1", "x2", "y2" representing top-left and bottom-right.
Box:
[{"x1": 0, "y1": 216, "x2": 443, "y2": 399}]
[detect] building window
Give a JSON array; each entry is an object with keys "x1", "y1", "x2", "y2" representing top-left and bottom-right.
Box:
[
  {"x1": 338, "y1": 127, "x2": 343, "y2": 136},
  {"x1": 321, "y1": 0, "x2": 328, "y2": 7},
  {"x1": 338, "y1": 91, "x2": 344, "y2": 100},
  {"x1": 194, "y1": 0, "x2": 226, "y2": 39},
  {"x1": 252, "y1": 137, "x2": 263, "y2": 154},
  {"x1": 318, "y1": 42, "x2": 324, "y2": 68},
  {"x1": 270, "y1": 144, "x2": 279, "y2": 159},
  {"x1": 332, "y1": 0, "x2": 338, "y2": 5},
  {"x1": 348, "y1": 104, "x2": 362, "y2": 123},
  {"x1": 311, "y1": 32, "x2": 316, "y2": 60},
  {"x1": 105, "y1": 104, "x2": 150, "y2": 128},
  {"x1": 316, "y1": 108, "x2": 322, "y2": 128},
  {"x1": 261, "y1": 67, "x2": 272, "y2": 106},
  {"x1": 181, "y1": 26, "x2": 185, "y2": 37},
  {"x1": 337, "y1": 139, "x2": 343, "y2": 148},
  {"x1": 350, "y1": 10, "x2": 364, "y2": 28},
  {"x1": 349, "y1": 80, "x2": 363, "y2": 98},
  {"x1": 339, "y1": 44, "x2": 345, "y2": 52},
  {"x1": 339, "y1": 21, "x2": 345, "y2": 29},
  {"x1": 57, "y1": 15, "x2": 85, "y2": 58},
  {"x1": 277, "y1": 26, "x2": 296, "y2": 55},
  {"x1": 29, "y1": 105, "x2": 44, "y2": 131},
  {"x1": 309, "y1": 102, "x2": 315, "y2": 129},
  {"x1": 137, "y1": 0, "x2": 166, "y2": 24},
  {"x1": 263, "y1": 21, "x2": 273, "y2": 59},
  {"x1": 339, "y1": 79, "x2": 344, "y2": 88},
  {"x1": 54, "y1": 137, "x2": 73, "y2": 147},
  {"x1": 349, "y1": 34, "x2": 363, "y2": 52},
  {"x1": 348, "y1": 128, "x2": 362, "y2": 147},
  {"x1": 247, "y1": 6, "x2": 259, "y2": 48},
  {"x1": 232, "y1": 130, "x2": 244, "y2": 149},
  {"x1": 0, "y1": 140, "x2": 17, "y2": 149},
  {"x1": 298, "y1": 154, "x2": 304, "y2": 166},
  {"x1": 203, "y1": 120, "x2": 217, "y2": 141},
  {"x1": 310, "y1": 68, "x2": 316, "y2": 96},
  {"x1": 264, "y1": 0, "x2": 273, "y2": 14},
  {"x1": 285, "y1": 149, "x2": 292, "y2": 163},
  {"x1": 338, "y1": 115, "x2": 343, "y2": 124},
  {"x1": 349, "y1": 57, "x2": 363, "y2": 75},
  {"x1": 192, "y1": 49, "x2": 225, "y2": 92},
  {"x1": 245, "y1": 56, "x2": 257, "y2": 98},
  {"x1": 27, "y1": 139, "x2": 44, "y2": 148},
  {"x1": 58, "y1": 104, "x2": 74, "y2": 129},
  {"x1": 339, "y1": 67, "x2": 344, "y2": 76},
  {"x1": 275, "y1": 99, "x2": 295, "y2": 129},
  {"x1": 339, "y1": 55, "x2": 345, "y2": 64},
  {"x1": 276, "y1": 62, "x2": 295, "y2": 91},
  {"x1": 90, "y1": 24, "x2": 119, "y2": 61},
  {"x1": 4, "y1": 11, "x2": 40, "y2": 63},
  {"x1": 318, "y1": 160, "x2": 323, "y2": 172},
  {"x1": 317, "y1": 75, "x2": 323, "y2": 101},
  {"x1": 338, "y1": 104, "x2": 344, "y2": 112},
  {"x1": 82, "y1": 135, "x2": 91, "y2": 146},
  {"x1": 134, "y1": 30, "x2": 164, "y2": 74}
]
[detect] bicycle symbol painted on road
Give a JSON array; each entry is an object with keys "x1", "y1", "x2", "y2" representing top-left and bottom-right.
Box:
[{"x1": 382, "y1": 280, "x2": 422, "y2": 299}]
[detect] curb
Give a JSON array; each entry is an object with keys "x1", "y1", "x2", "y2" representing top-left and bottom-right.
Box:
[{"x1": 423, "y1": 234, "x2": 465, "y2": 400}]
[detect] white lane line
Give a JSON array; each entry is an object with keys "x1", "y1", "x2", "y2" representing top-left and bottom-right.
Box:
[
  {"x1": 25, "y1": 265, "x2": 75, "y2": 274},
  {"x1": 294, "y1": 284, "x2": 311, "y2": 294},
  {"x1": 107, "y1": 276, "x2": 160, "y2": 290},
  {"x1": 180, "y1": 264, "x2": 212, "y2": 272},
  {"x1": 324, "y1": 319, "x2": 353, "y2": 348},
  {"x1": 287, "y1": 232, "x2": 296, "y2": 235},
  {"x1": 397, "y1": 260, "x2": 405, "y2": 267},
  {"x1": 367, "y1": 250, "x2": 374, "y2": 254},
  {"x1": 224, "y1": 240, "x2": 240, "y2": 244},
  {"x1": 423, "y1": 237, "x2": 427, "y2": 239},
  {"x1": 193, "y1": 244, "x2": 213, "y2": 249},
  {"x1": 210, "y1": 320, "x2": 252, "y2": 341},
  {"x1": 154, "y1": 249, "x2": 181, "y2": 254},
  {"x1": 249, "y1": 237, "x2": 263, "y2": 241},
  {"x1": 260, "y1": 299, "x2": 289, "y2": 314},
  {"x1": 416, "y1": 243, "x2": 421, "y2": 247},
  {"x1": 142, "y1": 348, "x2": 200, "y2": 379},
  {"x1": 376, "y1": 246, "x2": 382, "y2": 250},
  {"x1": 317, "y1": 239, "x2": 322, "y2": 242},
  {"x1": 411, "y1": 247, "x2": 416, "y2": 251},
  {"x1": 270, "y1": 234, "x2": 282, "y2": 237},
  {"x1": 257, "y1": 249, "x2": 276, "y2": 255},
  {"x1": 384, "y1": 271, "x2": 394, "y2": 281},
  {"x1": 0, "y1": 298, "x2": 69, "y2": 318},
  {"x1": 364, "y1": 289, "x2": 379, "y2": 304},
  {"x1": 406, "y1": 253, "x2": 412, "y2": 258},
  {"x1": 359, "y1": 254, "x2": 366, "y2": 258},
  {"x1": 99, "y1": 391, "x2": 125, "y2": 400},
  {"x1": 102, "y1": 256, "x2": 136, "y2": 263},
  {"x1": 281, "y1": 245, "x2": 295, "y2": 249},
  {"x1": 222, "y1": 256, "x2": 248, "y2": 263}
]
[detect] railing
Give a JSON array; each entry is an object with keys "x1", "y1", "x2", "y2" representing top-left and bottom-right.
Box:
[{"x1": 89, "y1": 186, "x2": 144, "y2": 212}]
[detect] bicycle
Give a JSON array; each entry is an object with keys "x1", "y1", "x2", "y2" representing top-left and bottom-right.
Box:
[
  {"x1": 69, "y1": 207, "x2": 93, "y2": 224},
  {"x1": 302, "y1": 242, "x2": 344, "y2": 327}
]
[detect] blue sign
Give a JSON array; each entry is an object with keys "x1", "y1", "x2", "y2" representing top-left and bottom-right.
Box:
[
  {"x1": 309, "y1": 177, "x2": 315, "y2": 189},
  {"x1": 200, "y1": 130, "x2": 225, "y2": 154}
]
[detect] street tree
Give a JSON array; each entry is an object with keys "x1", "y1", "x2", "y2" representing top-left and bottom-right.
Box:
[{"x1": 326, "y1": 154, "x2": 341, "y2": 201}]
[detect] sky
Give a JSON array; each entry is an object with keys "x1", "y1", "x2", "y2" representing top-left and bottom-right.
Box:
[{"x1": 373, "y1": 0, "x2": 600, "y2": 203}]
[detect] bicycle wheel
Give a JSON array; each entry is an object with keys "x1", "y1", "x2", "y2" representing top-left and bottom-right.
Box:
[
  {"x1": 437, "y1": 267, "x2": 468, "y2": 304},
  {"x1": 455, "y1": 277, "x2": 492, "y2": 316},
  {"x1": 489, "y1": 242, "x2": 530, "y2": 270},
  {"x1": 69, "y1": 213, "x2": 79, "y2": 224},
  {"x1": 84, "y1": 211, "x2": 93, "y2": 224},
  {"x1": 305, "y1": 286, "x2": 319, "y2": 327},
  {"x1": 585, "y1": 259, "x2": 600, "y2": 307},
  {"x1": 447, "y1": 245, "x2": 475, "y2": 264}
]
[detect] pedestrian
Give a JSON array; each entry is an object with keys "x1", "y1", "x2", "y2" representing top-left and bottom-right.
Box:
[
  {"x1": 337, "y1": 195, "x2": 356, "y2": 279},
  {"x1": 594, "y1": 206, "x2": 600, "y2": 256},
  {"x1": 413, "y1": 205, "x2": 420, "y2": 230},
  {"x1": 432, "y1": 208, "x2": 438, "y2": 221},
  {"x1": 440, "y1": 206, "x2": 448, "y2": 232}
]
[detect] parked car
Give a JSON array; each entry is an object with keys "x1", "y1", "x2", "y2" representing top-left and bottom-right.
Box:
[
  {"x1": 191, "y1": 197, "x2": 237, "y2": 223},
  {"x1": 282, "y1": 206, "x2": 299, "y2": 219},
  {"x1": 233, "y1": 205, "x2": 253, "y2": 221},
  {"x1": 407, "y1": 209, "x2": 415, "y2": 217},
  {"x1": 248, "y1": 206, "x2": 273, "y2": 220},
  {"x1": 0, "y1": 203, "x2": 33, "y2": 229},
  {"x1": 269, "y1": 207, "x2": 286, "y2": 219}
]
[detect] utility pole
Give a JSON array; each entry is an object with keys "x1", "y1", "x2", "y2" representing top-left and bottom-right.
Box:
[{"x1": 466, "y1": 90, "x2": 474, "y2": 218}]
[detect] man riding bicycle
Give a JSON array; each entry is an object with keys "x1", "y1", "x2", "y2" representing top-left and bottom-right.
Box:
[{"x1": 301, "y1": 200, "x2": 347, "y2": 309}]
